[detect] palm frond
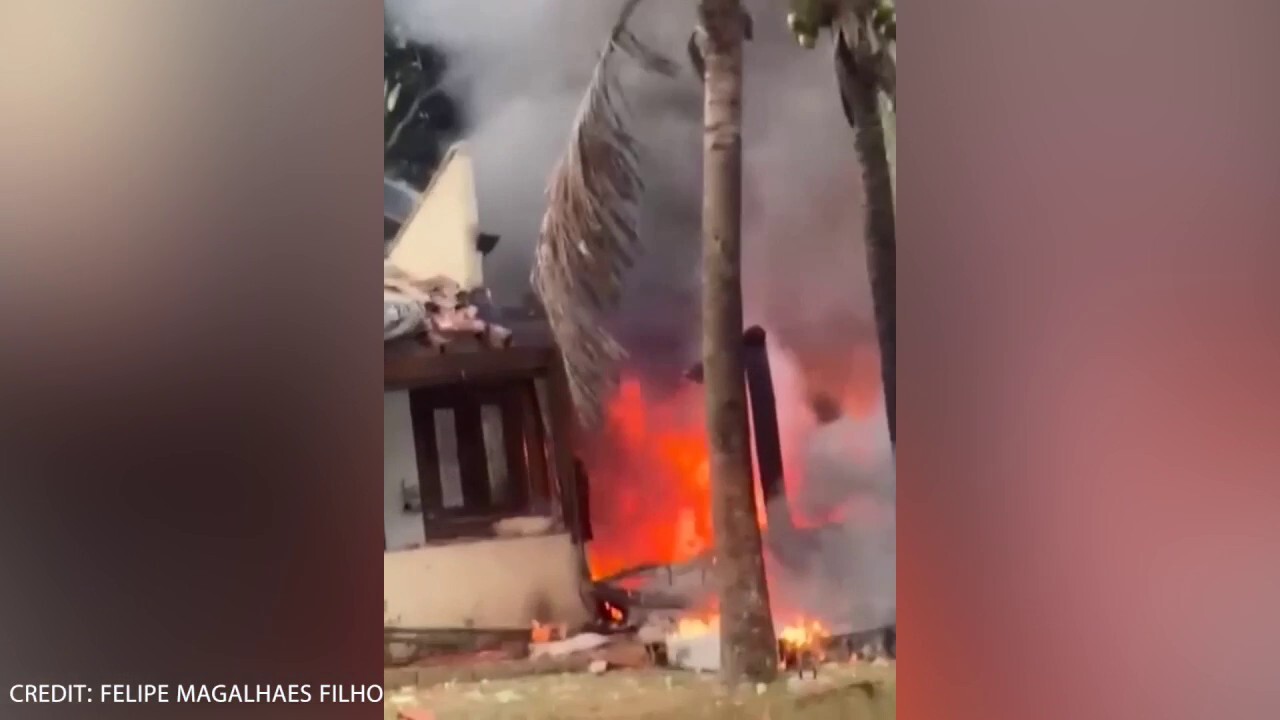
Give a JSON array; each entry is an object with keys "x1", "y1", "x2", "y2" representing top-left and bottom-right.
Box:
[
  {"x1": 834, "y1": 3, "x2": 895, "y2": 105},
  {"x1": 835, "y1": 6, "x2": 895, "y2": 203},
  {"x1": 532, "y1": 0, "x2": 675, "y2": 428}
]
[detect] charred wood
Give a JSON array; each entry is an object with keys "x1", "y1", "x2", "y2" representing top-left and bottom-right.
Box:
[
  {"x1": 686, "y1": 327, "x2": 803, "y2": 567},
  {"x1": 591, "y1": 580, "x2": 690, "y2": 613},
  {"x1": 742, "y1": 326, "x2": 796, "y2": 538}
]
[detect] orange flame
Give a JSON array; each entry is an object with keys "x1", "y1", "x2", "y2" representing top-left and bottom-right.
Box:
[
  {"x1": 585, "y1": 377, "x2": 715, "y2": 579},
  {"x1": 530, "y1": 620, "x2": 566, "y2": 644},
  {"x1": 604, "y1": 601, "x2": 625, "y2": 624},
  {"x1": 674, "y1": 614, "x2": 720, "y2": 638},
  {"x1": 583, "y1": 355, "x2": 882, "y2": 578},
  {"x1": 668, "y1": 612, "x2": 829, "y2": 657},
  {"x1": 778, "y1": 618, "x2": 830, "y2": 650},
  {"x1": 530, "y1": 621, "x2": 552, "y2": 644}
]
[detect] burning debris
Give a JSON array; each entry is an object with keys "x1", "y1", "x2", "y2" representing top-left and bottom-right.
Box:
[
  {"x1": 663, "y1": 618, "x2": 720, "y2": 673},
  {"x1": 579, "y1": 325, "x2": 896, "y2": 648},
  {"x1": 528, "y1": 621, "x2": 568, "y2": 646},
  {"x1": 778, "y1": 619, "x2": 829, "y2": 677},
  {"x1": 387, "y1": 563, "x2": 891, "y2": 686},
  {"x1": 384, "y1": 267, "x2": 513, "y2": 351},
  {"x1": 529, "y1": 631, "x2": 611, "y2": 659},
  {"x1": 637, "y1": 609, "x2": 876, "y2": 679},
  {"x1": 601, "y1": 600, "x2": 626, "y2": 626},
  {"x1": 406, "y1": 315, "x2": 893, "y2": 689}
]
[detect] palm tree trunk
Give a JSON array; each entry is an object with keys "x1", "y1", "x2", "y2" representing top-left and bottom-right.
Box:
[
  {"x1": 836, "y1": 31, "x2": 896, "y2": 445},
  {"x1": 880, "y1": 91, "x2": 896, "y2": 212},
  {"x1": 698, "y1": 0, "x2": 778, "y2": 684}
]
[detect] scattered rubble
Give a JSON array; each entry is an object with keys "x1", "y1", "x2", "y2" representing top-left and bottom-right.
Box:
[
  {"x1": 383, "y1": 266, "x2": 512, "y2": 351},
  {"x1": 664, "y1": 629, "x2": 720, "y2": 672},
  {"x1": 594, "y1": 639, "x2": 652, "y2": 669},
  {"x1": 530, "y1": 632, "x2": 611, "y2": 659},
  {"x1": 384, "y1": 570, "x2": 895, "y2": 715}
]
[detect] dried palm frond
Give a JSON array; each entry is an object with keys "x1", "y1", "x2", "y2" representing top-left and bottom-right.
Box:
[{"x1": 532, "y1": 0, "x2": 676, "y2": 427}]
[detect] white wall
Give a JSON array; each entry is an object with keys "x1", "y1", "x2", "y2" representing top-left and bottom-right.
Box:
[
  {"x1": 385, "y1": 144, "x2": 484, "y2": 289},
  {"x1": 384, "y1": 533, "x2": 590, "y2": 629},
  {"x1": 384, "y1": 389, "x2": 590, "y2": 629},
  {"x1": 384, "y1": 390, "x2": 425, "y2": 550}
]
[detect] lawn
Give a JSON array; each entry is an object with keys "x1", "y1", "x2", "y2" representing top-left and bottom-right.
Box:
[{"x1": 386, "y1": 660, "x2": 895, "y2": 720}]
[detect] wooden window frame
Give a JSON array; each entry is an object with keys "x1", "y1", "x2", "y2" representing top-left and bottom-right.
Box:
[
  {"x1": 408, "y1": 381, "x2": 538, "y2": 521},
  {"x1": 385, "y1": 346, "x2": 581, "y2": 544}
]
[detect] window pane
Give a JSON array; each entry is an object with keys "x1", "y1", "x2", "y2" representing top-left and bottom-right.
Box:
[
  {"x1": 434, "y1": 408, "x2": 464, "y2": 509},
  {"x1": 481, "y1": 403, "x2": 510, "y2": 503},
  {"x1": 533, "y1": 378, "x2": 560, "y2": 499}
]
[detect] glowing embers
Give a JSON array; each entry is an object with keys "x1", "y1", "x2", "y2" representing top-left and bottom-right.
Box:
[
  {"x1": 529, "y1": 620, "x2": 567, "y2": 644},
  {"x1": 602, "y1": 600, "x2": 626, "y2": 626},
  {"x1": 661, "y1": 613, "x2": 831, "y2": 676},
  {"x1": 778, "y1": 618, "x2": 830, "y2": 677}
]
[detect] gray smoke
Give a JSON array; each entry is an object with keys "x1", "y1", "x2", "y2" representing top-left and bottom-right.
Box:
[
  {"x1": 766, "y1": 344, "x2": 896, "y2": 634},
  {"x1": 386, "y1": 0, "x2": 894, "y2": 634}
]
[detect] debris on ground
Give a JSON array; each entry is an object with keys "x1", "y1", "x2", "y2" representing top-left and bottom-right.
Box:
[
  {"x1": 529, "y1": 632, "x2": 612, "y2": 659},
  {"x1": 384, "y1": 570, "x2": 895, "y2": 718},
  {"x1": 665, "y1": 630, "x2": 720, "y2": 672}
]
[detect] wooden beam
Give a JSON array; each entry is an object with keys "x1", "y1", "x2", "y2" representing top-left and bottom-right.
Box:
[
  {"x1": 409, "y1": 393, "x2": 444, "y2": 517},
  {"x1": 742, "y1": 326, "x2": 794, "y2": 535},
  {"x1": 385, "y1": 347, "x2": 555, "y2": 391},
  {"x1": 451, "y1": 400, "x2": 492, "y2": 509}
]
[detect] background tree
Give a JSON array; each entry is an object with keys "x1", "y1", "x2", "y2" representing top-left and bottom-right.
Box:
[
  {"x1": 788, "y1": 0, "x2": 896, "y2": 445},
  {"x1": 384, "y1": 30, "x2": 464, "y2": 191}
]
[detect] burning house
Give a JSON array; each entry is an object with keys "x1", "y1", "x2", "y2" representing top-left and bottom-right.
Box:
[
  {"x1": 379, "y1": 3, "x2": 895, "y2": 685},
  {"x1": 380, "y1": 149, "x2": 893, "y2": 678},
  {"x1": 382, "y1": 144, "x2": 593, "y2": 641}
]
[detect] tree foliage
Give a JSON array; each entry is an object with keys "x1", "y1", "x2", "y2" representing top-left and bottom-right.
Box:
[
  {"x1": 384, "y1": 31, "x2": 464, "y2": 190},
  {"x1": 786, "y1": 0, "x2": 896, "y2": 444}
]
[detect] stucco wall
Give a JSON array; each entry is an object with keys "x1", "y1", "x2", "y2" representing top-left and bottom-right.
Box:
[
  {"x1": 384, "y1": 389, "x2": 589, "y2": 629},
  {"x1": 385, "y1": 144, "x2": 484, "y2": 290},
  {"x1": 384, "y1": 533, "x2": 590, "y2": 629},
  {"x1": 384, "y1": 390, "x2": 425, "y2": 550}
]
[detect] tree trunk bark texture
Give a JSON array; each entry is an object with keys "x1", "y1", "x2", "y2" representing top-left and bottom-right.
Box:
[
  {"x1": 836, "y1": 29, "x2": 896, "y2": 446},
  {"x1": 698, "y1": 0, "x2": 778, "y2": 685}
]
